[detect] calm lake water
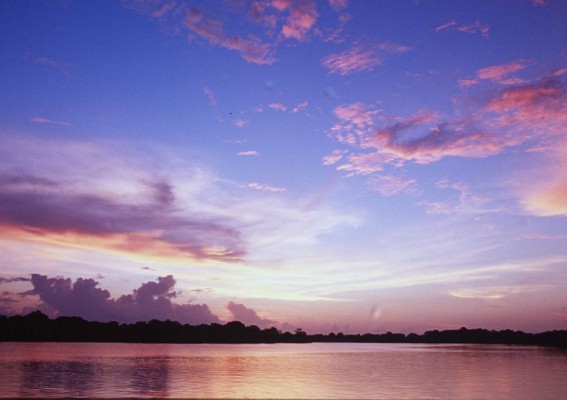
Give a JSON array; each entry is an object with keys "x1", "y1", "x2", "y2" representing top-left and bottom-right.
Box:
[{"x1": 1, "y1": 342, "x2": 566, "y2": 399}]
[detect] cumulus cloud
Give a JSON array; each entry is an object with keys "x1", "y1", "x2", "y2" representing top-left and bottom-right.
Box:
[
  {"x1": 322, "y1": 41, "x2": 410, "y2": 76},
  {"x1": 226, "y1": 301, "x2": 276, "y2": 328},
  {"x1": 23, "y1": 274, "x2": 220, "y2": 324},
  {"x1": 280, "y1": 0, "x2": 318, "y2": 41}
]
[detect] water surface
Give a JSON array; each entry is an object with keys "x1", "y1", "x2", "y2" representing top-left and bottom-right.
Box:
[{"x1": 1, "y1": 342, "x2": 566, "y2": 398}]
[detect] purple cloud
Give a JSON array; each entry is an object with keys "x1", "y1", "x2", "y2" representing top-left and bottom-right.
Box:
[
  {"x1": 226, "y1": 301, "x2": 276, "y2": 328},
  {"x1": 25, "y1": 274, "x2": 221, "y2": 324},
  {"x1": 0, "y1": 174, "x2": 245, "y2": 262}
]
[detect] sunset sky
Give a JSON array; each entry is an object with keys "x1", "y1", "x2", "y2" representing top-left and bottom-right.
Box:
[{"x1": 1, "y1": 0, "x2": 566, "y2": 334}]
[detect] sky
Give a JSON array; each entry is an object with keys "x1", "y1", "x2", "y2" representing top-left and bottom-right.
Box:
[{"x1": 0, "y1": 0, "x2": 566, "y2": 334}]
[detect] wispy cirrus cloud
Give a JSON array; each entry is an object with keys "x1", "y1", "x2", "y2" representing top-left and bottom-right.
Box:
[
  {"x1": 1, "y1": 135, "x2": 356, "y2": 267},
  {"x1": 25, "y1": 53, "x2": 71, "y2": 73},
  {"x1": 322, "y1": 41, "x2": 410, "y2": 76},
  {"x1": 0, "y1": 136, "x2": 246, "y2": 263},
  {"x1": 203, "y1": 86, "x2": 217, "y2": 107},
  {"x1": 435, "y1": 20, "x2": 489, "y2": 39},
  {"x1": 247, "y1": 182, "x2": 286, "y2": 193},
  {"x1": 31, "y1": 117, "x2": 71, "y2": 126},
  {"x1": 368, "y1": 175, "x2": 417, "y2": 196},
  {"x1": 238, "y1": 150, "x2": 259, "y2": 156},
  {"x1": 419, "y1": 179, "x2": 490, "y2": 215}
]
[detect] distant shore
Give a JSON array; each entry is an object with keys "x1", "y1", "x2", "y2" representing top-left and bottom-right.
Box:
[{"x1": 2, "y1": 311, "x2": 566, "y2": 348}]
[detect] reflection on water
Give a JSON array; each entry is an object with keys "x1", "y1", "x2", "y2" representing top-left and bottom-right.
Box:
[{"x1": 1, "y1": 342, "x2": 566, "y2": 399}]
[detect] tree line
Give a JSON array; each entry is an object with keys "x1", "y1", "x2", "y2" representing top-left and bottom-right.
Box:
[{"x1": 1, "y1": 311, "x2": 566, "y2": 347}]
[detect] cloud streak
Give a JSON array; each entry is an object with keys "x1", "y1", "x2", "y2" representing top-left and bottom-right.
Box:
[
  {"x1": 31, "y1": 117, "x2": 71, "y2": 126},
  {"x1": 459, "y1": 60, "x2": 528, "y2": 87},
  {"x1": 435, "y1": 20, "x2": 489, "y2": 38},
  {"x1": 183, "y1": 8, "x2": 275, "y2": 65}
]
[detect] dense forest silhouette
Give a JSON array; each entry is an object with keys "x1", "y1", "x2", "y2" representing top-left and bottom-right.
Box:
[{"x1": 1, "y1": 311, "x2": 566, "y2": 347}]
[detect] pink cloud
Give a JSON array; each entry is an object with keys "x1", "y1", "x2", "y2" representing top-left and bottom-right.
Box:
[
  {"x1": 271, "y1": 0, "x2": 292, "y2": 12},
  {"x1": 248, "y1": 1, "x2": 277, "y2": 27},
  {"x1": 126, "y1": 2, "x2": 275, "y2": 64},
  {"x1": 322, "y1": 41, "x2": 410, "y2": 76},
  {"x1": 483, "y1": 78, "x2": 567, "y2": 136},
  {"x1": 238, "y1": 150, "x2": 258, "y2": 156},
  {"x1": 281, "y1": 0, "x2": 318, "y2": 41},
  {"x1": 477, "y1": 62, "x2": 526, "y2": 81},
  {"x1": 233, "y1": 119, "x2": 250, "y2": 127},
  {"x1": 335, "y1": 152, "x2": 390, "y2": 175},
  {"x1": 517, "y1": 143, "x2": 567, "y2": 217},
  {"x1": 328, "y1": 0, "x2": 348, "y2": 12},
  {"x1": 459, "y1": 60, "x2": 529, "y2": 88},
  {"x1": 292, "y1": 100, "x2": 308, "y2": 113},
  {"x1": 334, "y1": 102, "x2": 378, "y2": 127},
  {"x1": 183, "y1": 8, "x2": 275, "y2": 65},
  {"x1": 531, "y1": 0, "x2": 545, "y2": 5},
  {"x1": 435, "y1": 20, "x2": 489, "y2": 39},
  {"x1": 247, "y1": 182, "x2": 286, "y2": 192},
  {"x1": 326, "y1": 104, "x2": 504, "y2": 175},
  {"x1": 458, "y1": 78, "x2": 479, "y2": 88},
  {"x1": 520, "y1": 174, "x2": 567, "y2": 217},
  {"x1": 321, "y1": 149, "x2": 347, "y2": 166},
  {"x1": 435, "y1": 20, "x2": 457, "y2": 32},
  {"x1": 269, "y1": 102, "x2": 287, "y2": 111},
  {"x1": 31, "y1": 117, "x2": 71, "y2": 126}
]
